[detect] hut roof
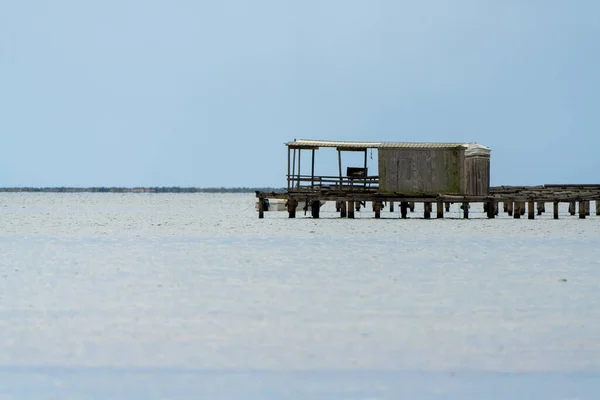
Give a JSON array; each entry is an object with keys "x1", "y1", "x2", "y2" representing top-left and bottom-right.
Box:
[{"x1": 286, "y1": 139, "x2": 490, "y2": 155}]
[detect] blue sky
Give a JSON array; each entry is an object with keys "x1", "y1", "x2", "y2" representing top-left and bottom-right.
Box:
[{"x1": 1, "y1": 1, "x2": 599, "y2": 187}]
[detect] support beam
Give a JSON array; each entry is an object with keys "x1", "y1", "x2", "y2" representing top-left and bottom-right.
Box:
[
  {"x1": 585, "y1": 201, "x2": 590, "y2": 216},
  {"x1": 445, "y1": 202, "x2": 450, "y2": 212},
  {"x1": 311, "y1": 149, "x2": 315, "y2": 188},
  {"x1": 338, "y1": 150, "x2": 343, "y2": 188},
  {"x1": 597, "y1": 199, "x2": 600, "y2": 216},
  {"x1": 311, "y1": 200, "x2": 320, "y2": 218},
  {"x1": 287, "y1": 147, "x2": 291, "y2": 191},
  {"x1": 288, "y1": 199, "x2": 297, "y2": 218},
  {"x1": 389, "y1": 201, "x2": 394, "y2": 212},
  {"x1": 400, "y1": 201, "x2": 408, "y2": 219},
  {"x1": 537, "y1": 201, "x2": 545, "y2": 216},
  {"x1": 528, "y1": 200, "x2": 535, "y2": 220},
  {"x1": 553, "y1": 201, "x2": 559, "y2": 220},
  {"x1": 520, "y1": 202, "x2": 526, "y2": 216},
  {"x1": 340, "y1": 200, "x2": 347, "y2": 218},
  {"x1": 437, "y1": 201, "x2": 444, "y2": 219},
  {"x1": 409, "y1": 202, "x2": 415, "y2": 212},
  {"x1": 579, "y1": 200, "x2": 586, "y2": 219},
  {"x1": 463, "y1": 202, "x2": 469, "y2": 219},
  {"x1": 258, "y1": 197, "x2": 264, "y2": 219},
  {"x1": 487, "y1": 200, "x2": 495, "y2": 219},
  {"x1": 424, "y1": 202, "x2": 431, "y2": 219},
  {"x1": 569, "y1": 201, "x2": 576, "y2": 216},
  {"x1": 347, "y1": 200, "x2": 355, "y2": 219},
  {"x1": 507, "y1": 201, "x2": 513, "y2": 216},
  {"x1": 514, "y1": 202, "x2": 521, "y2": 219},
  {"x1": 374, "y1": 201, "x2": 383, "y2": 218}
]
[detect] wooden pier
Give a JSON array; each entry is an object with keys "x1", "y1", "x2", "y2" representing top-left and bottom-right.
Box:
[
  {"x1": 256, "y1": 139, "x2": 600, "y2": 220},
  {"x1": 256, "y1": 184, "x2": 600, "y2": 219}
]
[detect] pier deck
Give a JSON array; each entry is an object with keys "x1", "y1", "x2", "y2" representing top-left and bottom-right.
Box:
[{"x1": 255, "y1": 184, "x2": 600, "y2": 220}]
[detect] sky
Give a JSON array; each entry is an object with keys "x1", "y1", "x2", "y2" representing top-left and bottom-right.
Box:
[{"x1": 1, "y1": 1, "x2": 599, "y2": 187}]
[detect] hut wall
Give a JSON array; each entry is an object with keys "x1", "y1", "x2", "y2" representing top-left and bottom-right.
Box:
[
  {"x1": 378, "y1": 148, "x2": 465, "y2": 194},
  {"x1": 464, "y1": 156, "x2": 490, "y2": 195}
]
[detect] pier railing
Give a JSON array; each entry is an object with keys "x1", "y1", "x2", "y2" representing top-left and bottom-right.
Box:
[{"x1": 287, "y1": 174, "x2": 379, "y2": 192}]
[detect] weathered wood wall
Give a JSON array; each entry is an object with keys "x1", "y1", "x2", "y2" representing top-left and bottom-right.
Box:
[
  {"x1": 378, "y1": 148, "x2": 465, "y2": 194},
  {"x1": 464, "y1": 156, "x2": 490, "y2": 195}
]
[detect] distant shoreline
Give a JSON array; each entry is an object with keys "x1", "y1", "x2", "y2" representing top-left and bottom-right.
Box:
[{"x1": 0, "y1": 187, "x2": 285, "y2": 193}]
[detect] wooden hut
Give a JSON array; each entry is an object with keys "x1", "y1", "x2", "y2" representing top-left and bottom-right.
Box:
[
  {"x1": 285, "y1": 139, "x2": 491, "y2": 196},
  {"x1": 378, "y1": 142, "x2": 491, "y2": 195}
]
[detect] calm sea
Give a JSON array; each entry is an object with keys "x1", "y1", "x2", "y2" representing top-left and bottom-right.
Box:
[{"x1": 0, "y1": 193, "x2": 599, "y2": 399}]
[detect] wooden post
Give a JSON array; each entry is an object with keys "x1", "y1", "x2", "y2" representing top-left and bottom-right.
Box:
[
  {"x1": 311, "y1": 200, "x2": 320, "y2": 218},
  {"x1": 437, "y1": 201, "x2": 444, "y2": 219},
  {"x1": 579, "y1": 200, "x2": 586, "y2": 219},
  {"x1": 537, "y1": 201, "x2": 545, "y2": 215},
  {"x1": 424, "y1": 202, "x2": 431, "y2": 219},
  {"x1": 503, "y1": 201, "x2": 508, "y2": 213},
  {"x1": 258, "y1": 197, "x2": 264, "y2": 219},
  {"x1": 494, "y1": 201, "x2": 499, "y2": 216},
  {"x1": 520, "y1": 202, "x2": 526, "y2": 216},
  {"x1": 297, "y1": 149, "x2": 301, "y2": 188},
  {"x1": 287, "y1": 147, "x2": 291, "y2": 191},
  {"x1": 585, "y1": 201, "x2": 590, "y2": 216},
  {"x1": 569, "y1": 201, "x2": 576, "y2": 216},
  {"x1": 338, "y1": 150, "x2": 343, "y2": 188},
  {"x1": 291, "y1": 149, "x2": 296, "y2": 190},
  {"x1": 347, "y1": 200, "x2": 355, "y2": 219},
  {"x1": 374, "y1": 201, "x2": 382, "y2": 219},
  {"x1": 463, "y1": 202, "x2": 469, "y2": 219},
  {"x1": 363, "y1": 149, "x2": 368, "y2": 189},
  {"x1": 340, "y1": 200, "x2": 347, "y2": 218},
  {"x1": 311, "y1": 149, "x2": 315, "y2": 188},
  {"x1": 389, "y1": 201, "x2": 394, "y2": 212},
  {"x1": 528, "y1": 200, "x2": 535, "y2": 220},
  {"x1": 445, "y1": 202, "x2": 450, "y2": 212},
  {"x1": 507, "y1": 201, "x2": 513, "y2": 216},
  {"x1": 487, "y1": 200, "x2": 495, "y2": 219},
  {"x1": 597, "y1": 199, "x2": 600, "y2": 216},
  {"x1": 409, "y1": 202, "x2": 415, "y2": 212},
  {"x1": 288, "y1": 199, "x2": 297, "y2": 218},
  {"x1": 553, "y1": 201, "x2": 559, "y2": 220},
  {"x1": 514, "y1": 201, "x2": 521, "y2": 219},
  {"x1": 400, "y1": 201, "x2": 408, "y2": 219}
]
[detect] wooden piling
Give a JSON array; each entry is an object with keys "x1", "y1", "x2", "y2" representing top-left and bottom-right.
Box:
[
  {"x1": 528, "y1": 200, "x2": 535, "y2": 220},
  {"x1": 445, "y1": 202, "x2": 450, "y2": 212},
  {"x1": 340, "y1": 200, "x2": 347, "y2": 218},
  {"x1": 487, "y1": 200, "x2": 495, "y2": 219},
  {"x1": 597, "y1": 200, "x2": 600, "y2": 216},
  {"x1": 287, "y1": 199, "x2": 297, "y2": 218},
  {"x1": 553, "y1": 201, "x2": 559, "y2": 220},
  {"x1": 437, "y1": 201, "x2": 444, "y2": 219},
  {"x1": 503, "y1": 201, "x2": 508, "y2": 213},
  {"x1": 389, "y1": 201, "x2": 394, "y2": 212},
  {"x1": 400, "y1": 201, "x2": 408, "y2": 219},
  {"x1": 579, "y1": 200, "x2": 586, "y2": 219},
  {"x1": 424, "y1": 202, "x2": 431, "y2": 219},
  {"x1": 537, "y1": 201, "x2": 545, "y2": 216},
  {"x1": 507, "y1": 201, "x2": 513, "y2": 216},
  {"x1": 258, "y1": 197, "x2": 264, "y2": 219},
  {"x1": 409, "y1": 202, "x2": 415, "y2": 212},
  {"x1": 585, "y1": 201, "x2": 590, "y2": 216},
  {"x1": 514, "y1": 202, "x2": 521, "y2": 219},
  {"x1": 311, "y1": 200, "x2": 320, "y2": 218},
  {"x1": 347, "y1": 200, "x2": 355, "y2": 219},
  {"x1": 569, "y1": 201, "x2": 576, "y2": 216},
  {"x1": 520, "y1": 202, "x2": 526, "y2": 216},
  {"x1": 463, "y1": 202, "x2": 469, "y2": 219},
  {"x1": 374, "y1": 201, "x2": 382, "y2": 219}
]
